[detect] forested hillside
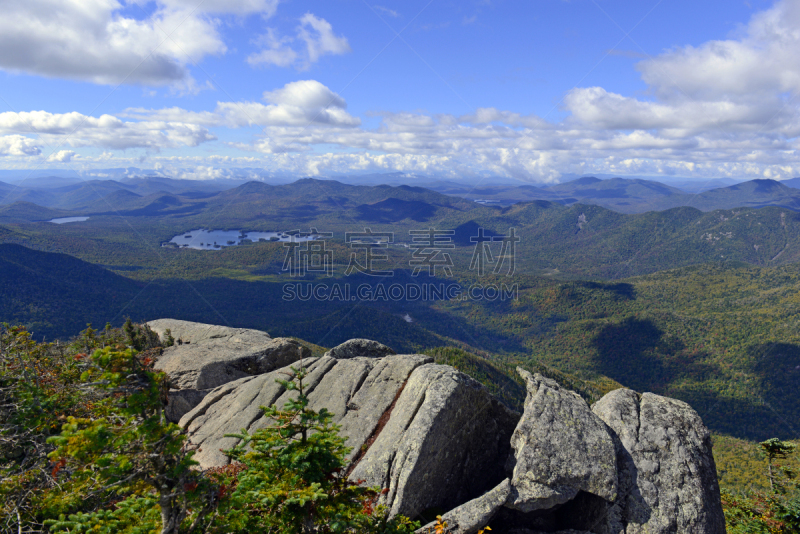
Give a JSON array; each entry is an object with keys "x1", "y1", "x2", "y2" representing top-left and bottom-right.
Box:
[
  {"x1": 4, "y1": 180, "x2": 800, "y2": 281},
  {"x1": 2, "y1": 241, "x2": 800, "y2": 442}
]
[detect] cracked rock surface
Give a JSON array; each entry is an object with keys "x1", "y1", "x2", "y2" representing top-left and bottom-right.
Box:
[
  {"x1": 146, "y1": 319, "x2": 308, "y2": 422},
  {"x1": 349, "y1": 363, "x2": 519, "y2": 518},
  {"x1": 591, "y1": 388, "x2": 725, "y2": 534},
  {"x1": 180, "y1": 356, "x2": 519, "y2": 519},
  {"x1": 506, "y1": 369, "x2": 618, "y2": 513}
]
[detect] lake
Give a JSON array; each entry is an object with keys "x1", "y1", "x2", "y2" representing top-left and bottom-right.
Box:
[
  {"x1": 49, "y1": 217, "x2": 90, "y2": 224},
  {"x1": 166, "y1": 229, "x2": 320, "y2": 250}
]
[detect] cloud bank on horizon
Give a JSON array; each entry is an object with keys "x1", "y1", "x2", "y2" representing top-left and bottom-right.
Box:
[{"x1": 1, "y1": 0, "x2": 800, "y2": 182}]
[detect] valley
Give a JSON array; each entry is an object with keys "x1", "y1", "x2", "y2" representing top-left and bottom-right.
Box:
[
  {"x1": 2, "y1": 177, "x2": 800, "y2": 445},
  {"x1": 3, "y1": 174, "x2": 800, "y2": 531}
]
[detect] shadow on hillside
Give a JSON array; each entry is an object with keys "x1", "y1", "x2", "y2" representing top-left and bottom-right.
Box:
[
  {"x1": 590, "y1": 317, "x2": 671, "y2": 392},
  {"x1": 452, "y1": 221, "x2": 502, "y2": 246},
  {"x1": 277, "y1": 204, "x2": 320, "y2": 222},
  {"x1": 748, "y1": 342, "x2": 800, "y2": 435},
  {"x1": 94, "y1": 201, "x2": 207, "y2": 217},
  {"x1": 676, "y1": 388, "x2": 798, "y2": 441},
  {"x1": 750, "y1": 342, "x2": 800, "y2": 384},
  {"x1": 580, "y1": 281, "x2": 636, "y2": 300},
  {"x1": 590, "y1": 318, "x2": 719, "y2": 388},
  {"x1": 354, "y1": 198, "x2": 436, "y2": 222},
  {"x1": 589, "y1": 318, "x2": 800, "y2": 440},
  {"x1": 322, "y1": 195, "x2": 352, "y2": 206},
  {"x1": 119, "y1": 273, "x2": 528, "y2": 354}
]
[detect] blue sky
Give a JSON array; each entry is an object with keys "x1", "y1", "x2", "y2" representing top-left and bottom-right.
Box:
[{"x1": 0, "y1": 0, "x2": 796, "y2": 182}]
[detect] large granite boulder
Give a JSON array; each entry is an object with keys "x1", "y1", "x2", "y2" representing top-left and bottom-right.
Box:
[
  {"x1": 179, "y1": 355, "x2": 519, "y2": 520},
  {"x1": 591, "y1": 388, "x2": 725, "y2": 534},
  {"x1": 506, "y1": 369, "x2": 617, "y2": 513},
  {"x1": 148, "y1": 319, "x2": 273, "y2": 345},
  {"x1": 419, "y1": 372, "x2": 724, "y2": 534},
  {"x1": 146, "y1": 319, "x2": 308, "y2": 422},
  {"x1": 349, "y1": 363, "x2": 520, "y2": 519},
  {"x1": 183, "y1": 355, "x2": 429, "y2": 468},
  {"x1": 324, "y1": 338, "x2": 396, "y2": 359}
]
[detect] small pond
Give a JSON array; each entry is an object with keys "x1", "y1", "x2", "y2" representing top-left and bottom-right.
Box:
[
  {"x1": 166, "y1": 229, "x2": 320, "y2": 250},
  {"x1": 48, "y1": 217, "x2": 90, "y2": 224}
]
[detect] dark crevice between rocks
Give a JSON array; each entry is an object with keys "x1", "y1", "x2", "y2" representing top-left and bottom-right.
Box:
[
  {"x1": 242, "y1": 367, "x2": 310, "y2": 434},
  {"x1": 177, "y1": 389, "x2": 228, "y2": 429},
  {"x1": 634, "y1": 392, "x2": 642, "y2": 443},
  {"x1": 403, "y1": 385, "x2": 428, "y2": 433},
  {"x1": 346, "y1": 365, "x2": 373, "y2": 404},
  {"x1": 302, "y1": 358, "x2": 338, "y2": 394},
  {"x1": 383, "y1": 450, "x2": 397, "y2": 495},
  {"x1": 229, "y1": 356, "x2": 263, "y2": 376},
  {"x1": 214, "y1": 409, "x2": 275, "y2": 466},
  {"x1": 179, "y1": 375, "x2": 261, "y2": 428},
  {"x1": 491, "y1": 491, "x2": 610, "y2": 534},
  {"x1": 346, "y1": 380, "x2": 408, "y2": 478},
  {"x1": 244, "y1": 386, "x2": 291, "y2": 434},
  {"x1": 606, "y1": 425, "x2": 651, "y2": 533}
]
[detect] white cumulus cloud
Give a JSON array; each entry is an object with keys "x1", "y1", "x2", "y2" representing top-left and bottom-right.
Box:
[
  {"x1": 125, "y1": 80, "x2": 360, "y2": 128},
  {"x1": 298, "y1": 14, "x2": 351, "y2": 64},
  {"x1": 47, "y1": 150, "x2": 77, "y2": 162},
  {"x1": 0, "y1": 0, "x2": 278, "y2": 86},
  {"x1": 562, "y1": 0, "x2": 800, "y2": 139},
  {"x1": 0, "y1": 135, "x2": 42, "y2": 157},
  {"x1": 248, "y1": 13, "x2": 351, "y2": 69},
  {"x1": 638, "y1": 0, "x2": 800, "y2": 102},
  {"x1": 147, "y1": 0, "x2": 280, "y2": 16},
  {"x1": 0, "y1": 110, "x2": 216, "y2": 150}
]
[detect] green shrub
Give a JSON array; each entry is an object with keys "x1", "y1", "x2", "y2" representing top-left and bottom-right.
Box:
[{"x1": 213, "y1": 366, "x2": 419, "y2": 534}]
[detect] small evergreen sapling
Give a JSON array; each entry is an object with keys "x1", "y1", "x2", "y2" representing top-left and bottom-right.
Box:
[
  {"x1": 760, "y1": 438, "x2": 797, "y2": 494},
  {"x1": 723, "y1": 438, "x2": 800, "y2": 533}
]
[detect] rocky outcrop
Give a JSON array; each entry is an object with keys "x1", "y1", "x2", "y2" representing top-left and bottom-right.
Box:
[
  {"x1": 146, "y1": 319, "x2": 309, "y2": 421},
  {"x1": 506, "y1": 369, "x2": 617, "y2": 513},
  {"x1": 147, "y1": 319, "x2": 272, "y2": 345},
  {"x1": 417, "y1": 371, "x2": 724, "y2": 534},
  {"x1": 179, "y1": 356, "x2": 519, "y2": 520},
  {"x1": 591, "y1": 388, "x2": 726, "y2": 534},
  {"x1": 154, "y1": 336, "x2": 307, "y2": 392},
  {"x1": 159, "y1": 324, "x2": 723, "y2": 533},
  {"x1": 324, "y1": 338, "x2": 396, "y2": 359},
  {"x1": 349, "y1": 363, "x2": 519, "y2": 518}
]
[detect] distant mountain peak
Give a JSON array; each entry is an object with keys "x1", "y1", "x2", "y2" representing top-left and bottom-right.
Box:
[
  {"x1": 294, "y1": 177, "x2": 343, "y2": 185},
  {"x1": 749, "y1": 178, "x2": 782, "y2": 186},
  {"x1": 570, "y1": 176, "x2": 602, "y2": 185},
  {"x1": 728, "y1": 179, "x2": 786, "y2": 192}
]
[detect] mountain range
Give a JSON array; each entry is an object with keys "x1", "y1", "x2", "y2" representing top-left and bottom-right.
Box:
[
  {"x1": 0, "y1": 176, "x2": 247, "y2": 211},
  {"x1": 430, "y1": 176, "x2": 800, "y2": 213},
  {"x1": 3, "y1": 178, "x2": 800, "y2": 282},
  {"x1": 4, "y1": 174, "x2": 800, "y2": 215}
]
